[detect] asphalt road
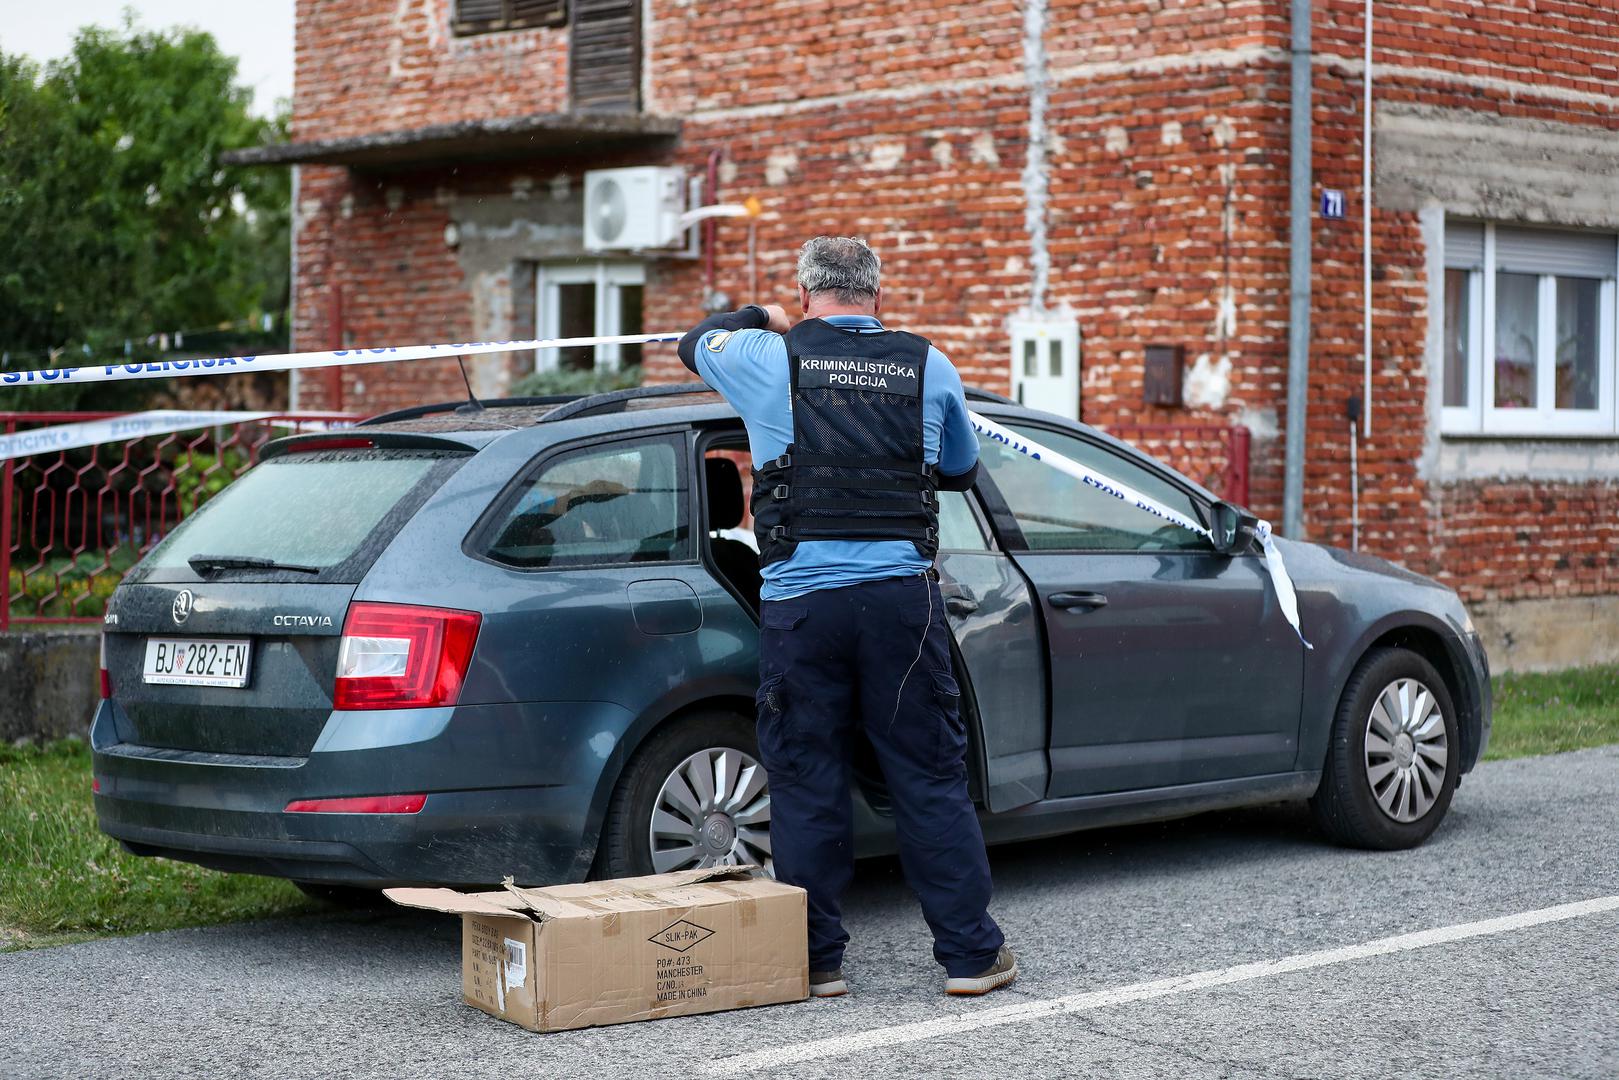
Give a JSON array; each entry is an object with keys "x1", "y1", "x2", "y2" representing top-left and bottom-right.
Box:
[{"x1": 4, "y1": 746, "x2": 1616, "y2": 1080}]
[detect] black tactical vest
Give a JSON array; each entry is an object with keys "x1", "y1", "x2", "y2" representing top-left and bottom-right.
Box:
[{"x1": 751, "y1": 318, "x2": 939, "y2": 566}]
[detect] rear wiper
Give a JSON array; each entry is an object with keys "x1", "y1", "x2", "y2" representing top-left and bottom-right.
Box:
[{"x1": 188, "y1": 554, "x2": 320, "y2": 575}]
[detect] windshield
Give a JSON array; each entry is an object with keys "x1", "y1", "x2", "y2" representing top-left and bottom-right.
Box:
[{"x1": 137, "y1": 449, "x2": 463, "y2": 583}]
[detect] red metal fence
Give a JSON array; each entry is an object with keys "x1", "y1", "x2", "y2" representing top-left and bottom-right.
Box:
[{"x1": 2, "y1": 412, "x2": 352, "y2": 629}]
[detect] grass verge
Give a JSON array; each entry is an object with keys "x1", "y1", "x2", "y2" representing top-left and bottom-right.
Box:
[
  {"x1": 1485, "y1": 663, "x2": 1619, "y2": 761},
  {"x1": 0, "y1": 740, "x2": 311, "y2": 951}
]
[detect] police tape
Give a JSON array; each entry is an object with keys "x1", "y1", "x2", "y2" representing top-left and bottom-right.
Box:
[
  {"x1": 969, "y1": 412, "x2": 1310, "y2": 648},
  {"x1": 0, "y1": 333, "x2": 685, "y2": 387},
  {"x1": 1, "y1": 329, "x2": 1308, "y2": 645},
  {"x1": 0, "y1": 410, "x2": 341, "y2": 461},
  {"x1": 0, "y1": 410, "x2": 264, "y2": 460}
]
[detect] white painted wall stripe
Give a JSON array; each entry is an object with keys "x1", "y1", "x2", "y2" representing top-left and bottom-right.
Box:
[
  {"x1": 701, "y1": 894, "x2": 1619, "y2": 1076},
  {"x1": 682, "y1": 45, "x2": 1619, "y2": 125}
]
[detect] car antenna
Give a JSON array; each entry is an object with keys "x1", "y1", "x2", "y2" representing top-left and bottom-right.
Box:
[{"x1": 453, "y1": 355, "x2": 485, "y2": 414}]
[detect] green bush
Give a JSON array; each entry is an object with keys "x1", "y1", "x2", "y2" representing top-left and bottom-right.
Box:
[{"x1": 507, "y1": 365, "x2": 642, "y2": 399}]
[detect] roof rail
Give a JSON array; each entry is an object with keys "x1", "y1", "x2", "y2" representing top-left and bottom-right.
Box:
[
  {"x1": 540, "y1": 382, "x2": 717, "y2": 423},
  {"x1": 964, "y1": 386, "x2": 1016, "y2": 405},
  {"x1": 358, "y1": 394, "x2": 580, "y2": 427}
]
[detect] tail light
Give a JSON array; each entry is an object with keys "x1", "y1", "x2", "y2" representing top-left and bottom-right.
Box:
[
  {"x1": 286, "y1": 794, "x2": 426, "y2": 814},
  {"x1": 99, "y1": 632, "x2": 112, "y2": 700},
  {"x1": 333, "y1": 602, "x2": 480, "y2": 710}
]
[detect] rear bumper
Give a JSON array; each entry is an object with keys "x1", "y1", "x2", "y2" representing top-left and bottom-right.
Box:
[{"x1": 90, "y1": 697, "x2": 636, "y2": 887}]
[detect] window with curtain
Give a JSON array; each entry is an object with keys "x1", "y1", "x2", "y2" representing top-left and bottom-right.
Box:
[{"x1": 1441, "y1": 221, "x2": 1617, "y2": 436}]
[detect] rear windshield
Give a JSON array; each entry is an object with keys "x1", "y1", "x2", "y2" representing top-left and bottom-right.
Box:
[{"x1": 133, "y1": 449, "x2": 465, "y2": 584}]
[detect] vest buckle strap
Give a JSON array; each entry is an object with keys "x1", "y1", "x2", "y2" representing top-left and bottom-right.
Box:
[
  {"x1": 769, "y1": 525, "x2": 788, "y2": 542},
  {"x1": 773, "y1": 484, "x2": 790, "y2": 500},
  {"x1": 774, "y1": 453, "x2": 792, "y2": 469}
]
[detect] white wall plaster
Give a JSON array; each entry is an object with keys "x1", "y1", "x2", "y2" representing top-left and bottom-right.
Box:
[
  {"x1": 869, "y1": 141, "x2": 907, "y2": 171},
  {"x1": 1160, "y1": 120, "x2": 1183, "y2": 146},
  {"x1": 931, "y1": 138, "x2": 955, "y2": 167},
  {"x1": 1204, "y1": 115, "x2": 1236, "y2": 147},
  {"x1": 1104, "y1": 126, "x2": 1129, "y2": 154},
  {"x1": 970, "y1": 131, "x2": 1000, "y2": 166},
  {"x1": 765, "y1": 150, "x2": 799, "y2": 186},
  {"x1": 718, "y1": 159, "x2": 739, "y2": 184},
  {"x1": 1020, "y1": 0, "x2": 1051, "y2": 315},
  {"x1": 549, "y1": 174, "x2": 571, "y2": 201},
  {"x1": 1184, "y1": 353, "x2": 1232, "y2": 410},
  {"x1": 510, "y1": 176, "x2": 535, "y2": 201},
  {"x1": 1236, "y1": 405, "x2": 1279, "y2": 441}
]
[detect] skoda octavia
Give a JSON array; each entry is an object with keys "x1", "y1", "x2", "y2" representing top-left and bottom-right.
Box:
[{"x1": 92, "y1": 387, "x2": 1491, "y2": 895}]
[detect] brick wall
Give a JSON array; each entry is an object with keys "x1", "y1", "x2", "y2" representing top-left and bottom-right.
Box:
[
  {"x1": 289, "y1": 0, "x2": 1619, "y2": 608},
  {"x1": 293, "y1": 0, "x2": 568, "y2": 143}
]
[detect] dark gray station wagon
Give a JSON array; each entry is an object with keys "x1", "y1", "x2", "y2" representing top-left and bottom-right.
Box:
[{"x1": 92, "y1": 386, "x2": 1491, "y2": 896}]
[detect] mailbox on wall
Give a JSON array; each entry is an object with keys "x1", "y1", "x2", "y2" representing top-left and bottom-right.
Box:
[{"x1": 1143, "y1": 344, "x2": 1184, "y2": 407}]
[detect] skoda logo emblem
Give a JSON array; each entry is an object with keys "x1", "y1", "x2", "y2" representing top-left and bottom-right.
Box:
[{"x1": 172, "y1": 589, "x2": 194, "y2": 625}]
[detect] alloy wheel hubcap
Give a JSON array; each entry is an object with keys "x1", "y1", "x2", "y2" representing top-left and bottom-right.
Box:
[
  {"x1": 649, "y1": 747, "x2": 772, "y2": 874},
  {"x1": 1364, "y1": 678, "x2": 1448, "y2": 823}
]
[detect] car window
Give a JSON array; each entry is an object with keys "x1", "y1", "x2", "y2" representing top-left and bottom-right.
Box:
[
  {"x1": 937, "y1": 491, "x2": 990, "y2": 551},
  {"x1": 140, "y1": 449, "x2": 464, "y2": 583},
  {"x1": 978, "y1": 423, "x2": 1208, "y2": 552},
  {"x1": 483, "y1": 438, "x2": 689, "y2": 568}
]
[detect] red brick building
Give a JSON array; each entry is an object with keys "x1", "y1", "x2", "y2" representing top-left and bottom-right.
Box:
[{"x1": 230, "y1": 0, "x2": 1619, "y2": 668}]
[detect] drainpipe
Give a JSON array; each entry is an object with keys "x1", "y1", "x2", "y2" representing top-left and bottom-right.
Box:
[
  {"x1": 1282, "y1": 0, "x2": 1313, "y2": 538},
  {"x1": 1362, "y1": 0, "x2": 1374, "y2": 439}
]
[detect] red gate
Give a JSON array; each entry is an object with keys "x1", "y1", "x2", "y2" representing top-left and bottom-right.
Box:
[{"x1": 2, "y1": 412, "x2": 352, "y2": 628}]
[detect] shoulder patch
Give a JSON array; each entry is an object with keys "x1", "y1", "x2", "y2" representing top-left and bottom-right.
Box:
[{"x1": 706, "y1": 330, "x2": 733, "y2": 352}]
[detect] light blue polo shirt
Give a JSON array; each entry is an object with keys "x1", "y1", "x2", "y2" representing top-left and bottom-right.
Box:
[{"x1": 691, "y1": 315, "x2": 979, "y2": 601}]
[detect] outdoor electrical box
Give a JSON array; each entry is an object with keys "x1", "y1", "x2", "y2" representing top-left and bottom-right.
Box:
[
  {"x1": 583, "y1": 166, "x2": 688, "y2": 252},
  {"x1": 1009, "y1": 317, "x2": 1081, "y2": 420},
  {"x1": 1143, "y1": 344, "x2": 1184, "y2": 407}
]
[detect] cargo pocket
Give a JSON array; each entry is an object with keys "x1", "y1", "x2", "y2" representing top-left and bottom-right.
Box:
[
  {"x1": 932, "y1": 669, "x2": 967, "y2": 777},
  {"x1": 754, "y1": 671, "x2": 798, "y2": 784}
]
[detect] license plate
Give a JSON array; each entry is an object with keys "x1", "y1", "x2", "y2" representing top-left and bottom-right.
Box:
[{"x1": 143, "y1": 637, "x2": 253, "y2": 688}]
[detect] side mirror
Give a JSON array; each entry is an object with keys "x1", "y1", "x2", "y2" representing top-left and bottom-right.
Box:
[{"x1": 1209, "y1": 501, "x2": 1258, "y2": 555}]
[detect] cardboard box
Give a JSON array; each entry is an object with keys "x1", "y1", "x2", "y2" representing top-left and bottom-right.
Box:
[{"x1": 385, "y1": 866, "x2": 807, "y2": 1032}]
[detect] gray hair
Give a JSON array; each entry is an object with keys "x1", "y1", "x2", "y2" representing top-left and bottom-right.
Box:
[{"x1": 796, "y1": 236, "x2": 882, "y2": 304}]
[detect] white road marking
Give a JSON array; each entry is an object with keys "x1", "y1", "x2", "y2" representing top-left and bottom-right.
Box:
[{"x1": 702, "y1": 894, "x2": 1619, "y2": 1076}]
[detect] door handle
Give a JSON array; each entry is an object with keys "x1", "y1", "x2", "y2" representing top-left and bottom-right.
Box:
[
  {"x1": 940, "y1": 583, "x2": 979, "y2": 617},
  {"x1": 1049, "y1": 591, "x2": 1108, "y2": 610}
]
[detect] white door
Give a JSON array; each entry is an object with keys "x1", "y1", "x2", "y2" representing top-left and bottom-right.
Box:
[{"x1": 537, "y1": 262, "x2": 647, "y2": 372}]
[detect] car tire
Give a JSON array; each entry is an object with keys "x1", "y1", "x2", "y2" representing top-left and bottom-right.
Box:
[
  {"x1": 1310, "y1": 646, "x2": 1459, "y2": 850},
  {"x1": 596, "y1": 711, "x2": 772, "y2": 880}
]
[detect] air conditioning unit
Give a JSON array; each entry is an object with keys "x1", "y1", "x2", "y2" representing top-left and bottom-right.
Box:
[{"x1": 583, "y1": 166, "x2": 688, "y2": 252}]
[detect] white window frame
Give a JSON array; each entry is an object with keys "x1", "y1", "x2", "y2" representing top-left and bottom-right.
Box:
[
  {"x1": 536, "y1": 261, "x2": 646, "y2": 372},
  {"x1": 1441, "y1": 221, "x2": 1618, "y2": 436}
]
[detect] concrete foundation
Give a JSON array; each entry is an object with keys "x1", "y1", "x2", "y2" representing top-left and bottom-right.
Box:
[
  {"x1": 1471, "y1": 595, "x2": 1619, "y2": 674},
  {"x1": 0, "y1": 628, "x2": 99, "y2": 744}
]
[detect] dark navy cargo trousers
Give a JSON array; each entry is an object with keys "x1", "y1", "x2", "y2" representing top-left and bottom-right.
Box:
[{"x1": 756, "y1": 572, "x2": 1004, "y2": 978}]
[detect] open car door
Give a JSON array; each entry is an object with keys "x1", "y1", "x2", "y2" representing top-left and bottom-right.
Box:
[{"x1": 935, "y1": 491, "x2": 1049, "y2": 811}]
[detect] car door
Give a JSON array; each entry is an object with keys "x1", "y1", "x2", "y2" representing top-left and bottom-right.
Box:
[
  {"x1": 933, "y1": 490, "x2": 1049, "y2": 811},
  {"x1": 974, "y1": 417, "x2": 1305, "y2": 796}
]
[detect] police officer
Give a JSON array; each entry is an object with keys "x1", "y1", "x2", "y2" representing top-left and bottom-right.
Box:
[{"x1": 678, "y1": 236, "x2": 1016, "y2": 998}]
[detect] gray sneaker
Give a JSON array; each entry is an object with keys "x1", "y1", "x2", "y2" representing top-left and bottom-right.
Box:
[
  {"x1": 944, "y1": 946, "x2": 1018, "y2": 996},
  {"x1": 809, "y1": 969, "x2": 848, "y2": 998}
]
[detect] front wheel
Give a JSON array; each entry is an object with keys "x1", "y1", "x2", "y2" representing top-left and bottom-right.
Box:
[
  {"x1": 1310, "y1": 647, "x2": 1459, "y2": 850},
  {"x1": 596, "y1": 711, "x2": 773, "y2": 879}
]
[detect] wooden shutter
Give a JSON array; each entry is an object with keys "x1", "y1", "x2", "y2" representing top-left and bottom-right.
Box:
[
  {"x1": 454, "y1": 0, "x2": 505, "y2": 33},
  {"x1": 570, "y1": 0, "x2": 641, "y2": 112},
  {"x1": 509, "y1": 0, "x2": 567, "y2": 29},
  {"x1": 454, "y1": 0, "x2": 565, "y2": 36}
]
